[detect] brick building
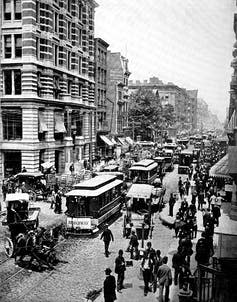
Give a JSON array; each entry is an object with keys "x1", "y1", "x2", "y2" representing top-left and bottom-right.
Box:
[{"x1": 0, "y1": 0, "x2": 97, "y2": 178}]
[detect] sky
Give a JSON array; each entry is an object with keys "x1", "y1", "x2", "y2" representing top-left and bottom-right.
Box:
[{"x1": 95, "y1": 0, "x2": 236, "y2": 122}]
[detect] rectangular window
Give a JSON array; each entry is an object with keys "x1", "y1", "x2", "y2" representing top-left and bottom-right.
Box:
[
  {"x1": 67, "y1": 21, "x2": 71, "y2": 40},
  {"x1": 14, "y1": 0, "x2": 21, "y2": 20},
  {"x1": 4, "y1": 35, "x2": 12, "y2": 58},
  {"x1": 78, "y1": 4, "x2": 82, "y2": 20},
  {"x1": 78, "y1": 56, "x2": 82, "y2": 74},
  {"x1": 78, "y1": 28, "x2": 82, "y2": 46},
  {"x1": 4, "y1": 70, "x2": 12, "y2": 94},
  {"x1": 37, "y1": 72, "x2": 42, "y2": 97},
  {"x1": 54, "y1": 12, "x2": 58, "y2": 33},
  {"x1": 67, "y1": 80, "x2": 72, "y2": 94},
  {"x1": 15, "y1": 34, "x2": 22, "y2": 58},
  {"x1": 53, "y1": 44, "x2": 58, "y2": 66},
  {"x1": 36, "y1": 1, "x2": 39, "y2": 23},
  {"x1": 4, "y1": 0, "x2": 11, "y2": 20},
  {"x1": 67, "y1": 50, "x2": 71, "y2": 70},
  {"x1": 3, "y1": 70, "x2": 21, "y2": 95},
  {"x1": 78, "y1": 83, "x2": 82, "y2": 96},
  {"x1": 53, "y1": 76, "x2": 61, "y2": 99},
  {"x1": 2, "y1": 108, "x2": 22, "y2": 140},
  {"x1": 14, "y1": 70, "x2": 22, "y2": 95},
  {"x1": 67, "y1": 0, "x2": 71, "y2": 13},
  {"x1": 36, "y1": 37, "x2": 39, "y2": 59}
]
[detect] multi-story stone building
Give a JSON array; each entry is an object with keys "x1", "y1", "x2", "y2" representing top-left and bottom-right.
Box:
[
  {"x1": 94, "y1": 37, "x2": 114, "y2": 158},
  {"x1": 107, "y1": 52, "x2": 131, "y2": 137},
  {"x1": 0, "y1": 0, "x2": 97, "y2": 178},
  {"x1": 227, "y1": 12, "x2": 237, "y2": 220},
  {"x1": 128, "y1": 79, "x2": 198, "y2": 132}
]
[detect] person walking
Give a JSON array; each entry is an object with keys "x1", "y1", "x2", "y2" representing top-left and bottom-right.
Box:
[
  {"x1": 172, "y1": 246, "x2": 184, "y2": 286},
  {"x1": 185, "y1": 178, "x2": 191, "y2": 196},
  {"x1": 103, "y1": 268, "x2": 116, "y2": 302},
  {"x1": 141, "y1": 251, "x2": 154, "y2": 296},
  {"x1": 129, "y1": 230, "x2": 139, "y2": 260},
  {"x1": 157, "y1": 256, "x2": 172, "y2": 302},
  {"x1": 100, "y1": 224, "x2": 114, "y2": 257},
  {"x1": 169, "y1": 193, "x2": 176, "y2": 217},
  {"x1": 115, "y1": 249, "x2": 126, "y2": 292}
]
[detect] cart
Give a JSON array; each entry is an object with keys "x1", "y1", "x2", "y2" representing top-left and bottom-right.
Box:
[{"x1": 2, "y1": 193, "x2": 40, "y2": 258}]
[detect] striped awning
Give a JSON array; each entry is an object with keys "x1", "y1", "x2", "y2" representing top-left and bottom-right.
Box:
[{"x1": 209, "y1": 154, "x2": 231, "y2": 179}]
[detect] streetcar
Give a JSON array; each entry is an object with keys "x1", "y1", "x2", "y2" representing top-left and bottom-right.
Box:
[
  {"x1": 65, "y1": 174, "x2": 123, "y2": 235},
  {"x1": 153, "y1": 157, "x2": 166, "y2": 178},
  {"x1": 162, "y1": 149, "x2": 174, "y2": 172},
  {"x1": 123, "y1": 184, "x2": 154, "y2": 240},
  {"x1": 178, "y1": 150, "x2": 193, "y2": 174},
  {"x1": 129, "y1": 159, "x2": 158, "y2": 185}
]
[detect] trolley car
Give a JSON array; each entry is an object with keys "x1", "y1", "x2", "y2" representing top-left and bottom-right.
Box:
[
  {"x1": 124, "y1": 184, "x2": 154, "y2": 240},
  {"x1": 65, "y1": 175, "x2": 123, "y2": 235},
  {"x1": 129, "y1": 159, "x2": 158, "y2": 185},
  {"x1": 178, "y1": 150, "x2": 193, "y2": 174}
]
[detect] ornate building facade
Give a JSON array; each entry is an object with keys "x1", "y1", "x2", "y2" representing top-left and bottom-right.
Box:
[{"x1": 0, "y1": 0, "x2": 97, "y2": 177}]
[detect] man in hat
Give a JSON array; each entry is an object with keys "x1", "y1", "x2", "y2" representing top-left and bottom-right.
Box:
[
  {"x1": 115, "y1": 249, "x2": 126, "y2": 292},
  {"x1": 103, "y1": 267, "x2": 116, "y2": 302},
  {"x1": 100, "y1": 224, "x2": 114, "y2": 257}
]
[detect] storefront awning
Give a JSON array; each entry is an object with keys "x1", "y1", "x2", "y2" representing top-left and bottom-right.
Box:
[
  {"x1": 117, "y1": 137, "x2": 129, "y2": 146},
  {"x1": 111, "y1": 138, "x2": 117, "y2": 145},
  {"x1": 100, "y1": 135, "x2": 114, "y2": 147},
  {"x1": 209, "y1": 154, "x2": 231, "y2": 179},
  {"x1": 39, "y1": 111, "x2": 48, "y2": 133},
  {"x1": 54, "y1": 112, "x2": 66, "y2": 133},
  {"x1": 126, "y1": 137, "x2": 134, "y2": 145}
]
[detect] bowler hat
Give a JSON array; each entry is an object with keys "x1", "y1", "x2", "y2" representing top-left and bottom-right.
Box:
[{"x1": 105, "y1": 267, "x2": 112, "y2": 274}]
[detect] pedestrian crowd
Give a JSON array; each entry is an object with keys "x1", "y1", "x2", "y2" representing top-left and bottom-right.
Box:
[{"x1": 171, "y1": 161, "x2": 223, "y2": 298}]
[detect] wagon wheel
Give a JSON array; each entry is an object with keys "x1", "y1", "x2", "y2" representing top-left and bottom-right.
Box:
[{"x1": 4, "y1": 237, "x2": 14, "y2": 258}]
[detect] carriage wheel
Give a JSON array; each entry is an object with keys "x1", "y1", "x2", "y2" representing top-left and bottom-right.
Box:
[{"x1": 4, "y1": 237, "x2": 14, "y2": 258}]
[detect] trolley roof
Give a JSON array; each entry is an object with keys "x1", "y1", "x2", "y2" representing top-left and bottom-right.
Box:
[
  {"x1": 14, "y1": 172, "x2": 44, "y2": 178},
  {"x1": 129, "y1": 159, "x2": 157, "y2": 171},
  {"x1": 73, "y1": 174, "x2": 117, "y2": 190},
  {"x1": 5, "y1": 193, "x2": 30, "y2": 207},
  {"x1": 126, "y1": 184, "x2": 154, "y2": 199},
  {"x1": 66, "y1": 179, "x2": 123, "y2": 197}
]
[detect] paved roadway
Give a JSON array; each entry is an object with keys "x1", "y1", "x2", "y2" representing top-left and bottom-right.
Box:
[{"x1": 0, "y1": 164, "x2": 187, "y2": 302}]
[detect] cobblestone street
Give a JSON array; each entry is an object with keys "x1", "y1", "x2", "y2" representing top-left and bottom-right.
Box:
[{"x1": 0, "y1": 166, "x2": 186, "y2": 302}]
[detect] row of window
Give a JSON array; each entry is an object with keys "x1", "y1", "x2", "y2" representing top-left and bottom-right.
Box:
[
  {"x1": 2, "y1": 108, "x2": 85, "y2": 141},
  {"x1": 3, "y1": 0, "x2": 83, "y2": 22},
  {"x1": 2, "y1": 69, "x2": 84, "y2": 98}
]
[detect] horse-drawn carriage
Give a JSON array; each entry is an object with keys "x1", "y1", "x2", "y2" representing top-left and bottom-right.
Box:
[{"x1": 2, "y1": 193, "x2": 58, "y2": 270}]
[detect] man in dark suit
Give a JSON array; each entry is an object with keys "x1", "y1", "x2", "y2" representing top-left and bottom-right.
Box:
[
  {"x1": 100, "y1": 224, "x2": 114, "y2": 257},
  {"x1": 103, "y1": 268, "x2": 116, "y2": 302},
  {"x1": 157, "y1": 256, "x2": 172, "y2": 302}
]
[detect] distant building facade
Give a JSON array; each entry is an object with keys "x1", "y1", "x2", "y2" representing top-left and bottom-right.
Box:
[
  {"x1": 128, "y1": 79, "x2": 198, "y2": 132},
  {"x1": 107, "y1": 52, "x2": 131, "y2": 136},
  {"x1": 94, "y1": 38, "x2": 113, "y2": 158},
  {"x1": 0, "y1": 0, "x2": 97, "y2": 177}
]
